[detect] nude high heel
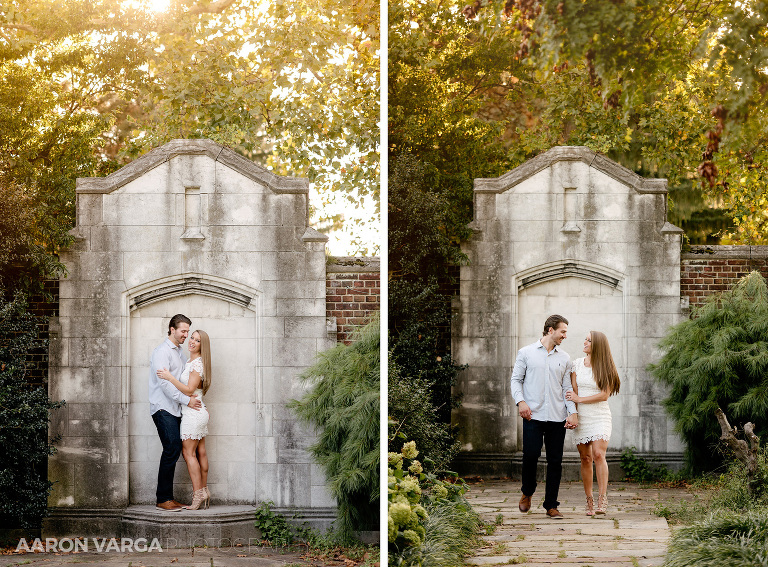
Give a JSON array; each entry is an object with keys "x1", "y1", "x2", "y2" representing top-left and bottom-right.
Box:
[
  {"x1": 203, "y1": 486, "x2": 210, "y2": 509},
  {"x1": 585, "y1": 495, "x2": 594, "y2": 516},
  {"x1": 185, "y1": 488, "x2": 206, "y2": 510},
  {"x1": 596, "y1": 494, "x2": 607, "y2": 515}
]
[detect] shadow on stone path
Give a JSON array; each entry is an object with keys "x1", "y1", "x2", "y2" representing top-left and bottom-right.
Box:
[{"x1": 465, "y1": 479, "x2": 690, "y2": 567}]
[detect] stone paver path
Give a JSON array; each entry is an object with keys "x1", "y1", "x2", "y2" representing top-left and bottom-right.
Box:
[{"x1": 465, "y1": 479, "x2": 691, "y2": 567}]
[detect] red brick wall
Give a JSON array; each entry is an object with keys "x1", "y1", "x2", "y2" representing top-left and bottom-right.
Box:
[
  {"x1": 1, "y1": 281, "x2": 59, "y2": 388},
  {"x1": 326, "y1": 256, "x2": 381, "y2": 343},
  {"x1": 681, "y1": 246, "x2": 768, "y2": 309}
]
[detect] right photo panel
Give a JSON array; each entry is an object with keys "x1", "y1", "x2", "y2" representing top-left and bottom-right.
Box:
[{"x1": 388, "y1": 1, "x2": 768, "y2": 565}]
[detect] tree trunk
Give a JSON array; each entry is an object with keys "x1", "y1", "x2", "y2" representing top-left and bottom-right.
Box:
[{"x1": 715, "y1": 407, "x2": 760, "y2": 492}]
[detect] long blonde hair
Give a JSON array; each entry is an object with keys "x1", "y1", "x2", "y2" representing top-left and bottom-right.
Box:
[
  {"x1": 194, "y1": 329, "x2": 212, "y2": 395},
  {"x1": 590, "y1": 331, "x2": 620, "y2": 395}
]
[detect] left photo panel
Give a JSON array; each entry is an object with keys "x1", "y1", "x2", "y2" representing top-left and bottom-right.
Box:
[{"x1": 1, "y1": 0, "x2": 381, "y2": 562}]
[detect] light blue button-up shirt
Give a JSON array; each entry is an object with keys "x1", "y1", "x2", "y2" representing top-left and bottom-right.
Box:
[
  {"x1": 149, "y1": 338, "x2": 190, "y2": 416},
  {"x1": 510, "y1": 339, "x2": 577, "y2": 421}
]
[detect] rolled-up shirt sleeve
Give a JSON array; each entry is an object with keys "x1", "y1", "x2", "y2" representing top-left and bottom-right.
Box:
[{"x1": 510, "y1": 348, "x2": 527, "y2": 405}]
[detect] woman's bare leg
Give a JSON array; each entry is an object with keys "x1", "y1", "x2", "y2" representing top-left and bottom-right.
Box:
[
  {"x1": 181, "y1": 438, "x2": 203, "y2": 491},
  {"x1": 577, "y1": 442, "x2": 594, "y2": 496},
  {"x1": 592, "y1": 439, "x2": 609, "y2": 496},
  {"x1": 196, "y1": 437, "x2": 209, "y2": 489}
]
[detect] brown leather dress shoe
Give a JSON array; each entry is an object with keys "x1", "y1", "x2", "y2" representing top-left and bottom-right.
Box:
[
  {"x1": 171, "y1": 500, "x2": 186, "y2": 509},
  {"x1": 156, "y1": 500, "x2": 182, "y2": 511},
  {"x1": 519, "y1": 494, "x2": 532, "y2": 512},
  {"x1": 546, "y1": 508, "x2": 564, "y2": 519}
]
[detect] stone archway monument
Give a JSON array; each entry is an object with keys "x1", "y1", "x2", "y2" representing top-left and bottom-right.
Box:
[
  {"x1": 452, "y1": 146, "x2": 686, "y2": 477},
  {"x1": 46, "y1": 139, "x2": 334, "y2": 542}
]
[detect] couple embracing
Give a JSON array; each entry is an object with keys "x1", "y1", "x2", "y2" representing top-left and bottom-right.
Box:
[
  {"x1": 511, "y1": 314, "x2": 621, "y2": 518},
  {"x1": 149, "y1": 314, "x2": 214, "y2": 512}
]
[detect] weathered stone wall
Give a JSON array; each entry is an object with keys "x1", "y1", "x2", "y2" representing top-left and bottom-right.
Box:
[
  {"x1": 682, "y1": 246, "x2": 768, "y2": 309},
  {"x1": 452, "y1": 146, "x2": 686, "y2": 477},
  {"x1": 326, "y1": 257, "x2": 380, "y2": 343},
  {"x1": 47, "y1": 140, "x2": 334, "y2": 519},
  {"x1": 26, "y1": 262, "x2": 377, "y2": 388}
]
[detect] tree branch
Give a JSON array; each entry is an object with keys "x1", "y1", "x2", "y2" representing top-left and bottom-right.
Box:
[{"x1": 715, "y1": 407, "x2": 759, "y2": 481}]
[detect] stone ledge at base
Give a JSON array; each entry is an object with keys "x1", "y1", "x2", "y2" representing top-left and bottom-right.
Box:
[
  {"x1": 43, "y1": 505, "x2": 337, "y2": 548},
  {"x1": 452, "y1": 451, "x2": 686, "y2": 481}
]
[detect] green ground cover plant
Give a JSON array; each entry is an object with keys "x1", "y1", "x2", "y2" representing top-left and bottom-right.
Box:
[
  {"x1": 253, "y1": 501, "x2": 378, "y2": 566},
  {"x1": 621, "y1": 446, "x2": 678, "y2": 483}
]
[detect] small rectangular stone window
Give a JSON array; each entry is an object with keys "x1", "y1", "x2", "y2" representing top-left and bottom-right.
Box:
[
  {"x1": 181, "y1": 186, "x2": 204, "y2": 240},
  {"x1": 561, "y1": 186, "x2": 580, "y2": 233}
]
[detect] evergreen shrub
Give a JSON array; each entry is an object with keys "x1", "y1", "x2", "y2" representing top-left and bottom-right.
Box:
[
  {"x1": 0, "y1": 293, "x2": 64, "y2": 529},
  {"x1": 650, "y1": 271, "x2": 768, "y2": 472},
  {"x1": 290, "y1": 315, "x2": 379, "y2": 541}
]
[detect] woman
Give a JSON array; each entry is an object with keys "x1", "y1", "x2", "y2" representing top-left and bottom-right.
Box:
[
  {"x1": 158, "y1": 329, "x2": 212, "y2": 510},
  {"x1": 565, "y1": 331, "x2": 620, "y2": 516}
]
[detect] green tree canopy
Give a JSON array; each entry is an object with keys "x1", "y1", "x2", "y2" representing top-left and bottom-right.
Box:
[
  {"x1": 650, "y1": 271, "x2": 768, "y2": 473},
  {"x1": 390, "y1": 0, "x2": 768, "y2": 245},
  {"x1": 1, "y1": 0, "x2": 379, "y2": 291}
]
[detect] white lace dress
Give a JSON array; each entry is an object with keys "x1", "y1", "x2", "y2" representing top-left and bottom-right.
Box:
[
  {"x1": 572, "y1": 357, "x2": 612, "y2": 445},
  {"x1": 179, "y1": 357, "x2": 209, "y2": 441}
]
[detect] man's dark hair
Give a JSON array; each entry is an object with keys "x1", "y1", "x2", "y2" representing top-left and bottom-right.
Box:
[
  {"x1": 168, "y1": 314, "x2": 192, "y2": 336},
  {"x1": 543, "y1": 314, "x2": 568, "y2": 336}
]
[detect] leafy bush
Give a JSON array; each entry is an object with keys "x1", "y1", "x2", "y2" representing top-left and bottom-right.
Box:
[
  {"x1": 388, "y1": 441, "x2": 481, "y2": 567},
  {"x1": 664, "y1": 509, "x2": 768, "y2": 567},
  {"x1": 0, "y1": 293, "x2": 64, "y2": 528},
  {"x1": 388, "y1": 356, "x2": 460, "y2": 470},
  {"x1": 290, "y1": 315, "x2": 379, "y2": 541},
  {"x1": 253, "y1": 501, "x2": 297, "y2": 547},
  {"x1": 650, "y1": 271, "x2": 768, "y2": 472},
  {"x1": 621, "y1": 446, "x2": 673, "y2": 482}
]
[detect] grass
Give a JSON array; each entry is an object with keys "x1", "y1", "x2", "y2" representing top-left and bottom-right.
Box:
[
  {"x1": 665, "y1": 509, "x2": 768, "y2": 567},
  {"x1": 490, "y1": 542, "x2": 509, "y2": 555},
  {"x1": 655, "y1": 448, "x2": 768, "y2": 567},
  {"x1": 416, "y1": 498, "x2": 483, "y2": 567}
]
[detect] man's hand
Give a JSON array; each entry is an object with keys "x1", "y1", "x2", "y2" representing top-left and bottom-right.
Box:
[
  {"x1": 187, "y1": 394, "x2": 202, "y2": 411},
  {"x1": 517, "y1": 401, "x2": 531, "y2": 421},
  {"x1": 565, "y1": 413, "x2": 578, "y2": 429}
]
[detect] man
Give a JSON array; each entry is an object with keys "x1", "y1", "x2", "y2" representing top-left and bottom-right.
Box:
[
  {"x1": 511, "y1": 314, "x2": 578, "y2": 519},
  {"x1": 149, "y1": 314, "x2": 201, "y2": 511}
]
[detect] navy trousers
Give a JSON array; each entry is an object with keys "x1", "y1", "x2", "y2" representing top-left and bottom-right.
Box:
[
  {"x1": 152, "y1": 410, "x2": 182, "y2": 504},
  {"x1": 520, "y1": 418, "x2": 567, "y2": 510}
]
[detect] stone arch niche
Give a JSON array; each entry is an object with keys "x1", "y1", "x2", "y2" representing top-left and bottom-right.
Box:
[
  {"x1": 452, "y1": 147, "x2": 687, "y2": 477},
  {"x1": 124, "y1": 275, "x2": 261, "y2": 504},
  {"x1": 47, "y1": 139, "x2": 334, "y2": 540}
]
